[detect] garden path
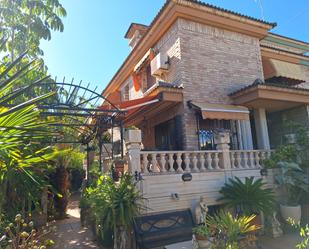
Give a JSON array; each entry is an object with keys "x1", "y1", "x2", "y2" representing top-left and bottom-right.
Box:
[{"x1": 49, "y1": 194, "x2": 102, "y2": 249}]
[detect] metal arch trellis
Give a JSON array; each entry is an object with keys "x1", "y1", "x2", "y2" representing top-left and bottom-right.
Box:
[{"x1": 16, "y1": 78, "x2": 127, "y2": 175}]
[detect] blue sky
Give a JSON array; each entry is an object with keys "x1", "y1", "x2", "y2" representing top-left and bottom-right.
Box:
[{"x1": 41, "y1": 0, "x2": 309, "y2": 93}]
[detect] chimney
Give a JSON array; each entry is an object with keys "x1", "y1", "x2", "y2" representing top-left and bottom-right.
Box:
[{"x1": 124, "y1": 23, "x2": 149, "y2": 50}]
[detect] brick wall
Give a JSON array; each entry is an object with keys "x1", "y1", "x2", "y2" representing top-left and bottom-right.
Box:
[
  {"x1": 153, "y1": 20, "x2": 183, "y2": 86},
  {"x1": 138, "y1": 20, "x2": 186, "y2": 149},
  {"x1": 177, "y1": 18, "x2": 264, "y2": 149},
  {"x1": 119, "y1": 18, "x2": 309, "y2": 150},
  {"x1": 123, "y1": 20, "x2": 183, "y2": 101}
]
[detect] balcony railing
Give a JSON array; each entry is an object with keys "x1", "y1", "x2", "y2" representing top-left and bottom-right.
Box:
[{"x1": 140, "y1": 150, "x2": 272, "y2": 174}]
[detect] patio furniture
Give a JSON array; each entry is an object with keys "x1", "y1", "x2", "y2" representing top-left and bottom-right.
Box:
[{"x1": 133, "y1": 209, "x2": 195, "y2": 249}]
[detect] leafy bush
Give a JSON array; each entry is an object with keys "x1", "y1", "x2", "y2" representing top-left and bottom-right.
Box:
[
  {"x1": 83, "y1": 173, "x2": 143, "y2": 249},
  {"x1": 67, "y1": 150, "x2": 85, "y2": 170},
  {"x1": 205, "y1": 211, "x2": 259, "y2": 249},
  {"x1": 219, "y1": 177, "x2": 275, "y2": 216},
  {"x1": 264, "y1": 121, "x2": 309, "y2": 171},
  {"x1": 275, "y1": 162, "x2": 309, "y2": 205},
  {"x1": 193, "y1": 224, "x2": 212, "y2": 238},
  {"x1": 264, "y1": 144, "x2": 297, "y2": 169},
  {"x1": 67, "y1": 149, "x2": 85, "y2": 191}
]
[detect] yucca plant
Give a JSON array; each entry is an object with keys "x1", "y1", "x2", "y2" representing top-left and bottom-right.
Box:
[
  {"x1": 219, "y1": 177, "x2": 275, "y2": 216},
  {"x1": 85, "y1": 173, "x2": 143, "y2": 249},
  {"x1": 0, "y1": 50, "x2": 56, "y2": 216},
  {"x1": 206, "y1": 211, "x2": 259, "y2": 249}
]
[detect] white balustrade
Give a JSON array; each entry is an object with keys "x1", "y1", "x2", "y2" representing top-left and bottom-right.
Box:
[
  {"x1": 229, "y1": 150, "x2": 272, "y2": 169},
  {"x1": 140, "y1": 150, "x2": 272, "y2": 174},
  {"x1": 140, "y1": 151, "x2": 224, "y2": 174}
]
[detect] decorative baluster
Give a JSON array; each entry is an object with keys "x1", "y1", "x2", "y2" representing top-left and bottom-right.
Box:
[
  {"x1": 168, "y1": 153, "x2": 175, "y2": 172},
  {"x1": 184, "y1": 153, "x2": 190, "y2": 172},
  {"x1": 243, "y1": 151, "x2": 249, "y2": 168},
  {"x1": 213, "y1": 152, "x2": 220, "y2": 169},
  {"x1": 260, "y1": 151, "x2": 266, "y2": 166},
  {"x1": 192, "y1": 153, "x2": 198, "y2": 172},
  {"x1": 255, "y1": 151, "x2": 261, "y2": 168},
  {"x1": 206, "y1": 152, "x2": 213, "y2": 170},
  {"x1": 160, "y1": 153, "x2": 167, "y2": 172},
  {"x1": 249, "y1": 151, "x2": 255, "y2": 168},
  {"x1": 151, "y1": 154, "x2": 160, "y2": 173},
  {"x1": 266, "y1": 151, "x2": 272, "y2": 159},
  {"x1": 142, "y1": 154, "x2": 148, "y2": 173},
  {"x1": 199, "y1": 153, "x2": 206, "y2": 171},
  {"x1": 176, "y1": 153, "x2": 183, "y2": 173},
  {"x1": 235, "y1": 151, "x2": 241, "y2": 168},
  {"x1": 230, "y1": 152, "x2": 235, "y2": 168}
]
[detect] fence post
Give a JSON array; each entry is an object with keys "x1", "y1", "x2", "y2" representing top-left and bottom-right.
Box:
[{"x1": 125, "y1": 129, "x2": 142, "y2": 173}]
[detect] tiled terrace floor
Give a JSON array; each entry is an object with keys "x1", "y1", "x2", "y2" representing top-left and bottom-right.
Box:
[{"x1": 259, "y1": 232, "x2": 302, "y2": 249}]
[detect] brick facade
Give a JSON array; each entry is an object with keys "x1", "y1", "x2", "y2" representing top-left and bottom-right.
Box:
[
  {"x1": 178, "y1": 19, "x2": 264, "y2": 149},
  {"x1": 117, "y1": 18, "x2": 309, "y2": 151}
]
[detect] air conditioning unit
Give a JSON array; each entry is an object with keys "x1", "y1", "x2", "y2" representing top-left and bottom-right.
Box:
[{"x1": 150, "y1": 53, "x2": 169, "y2": 77}]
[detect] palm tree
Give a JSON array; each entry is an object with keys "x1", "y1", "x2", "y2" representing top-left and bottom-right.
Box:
[{"x1": 0, "y1": 50, "x2": 56, "y2": 216}]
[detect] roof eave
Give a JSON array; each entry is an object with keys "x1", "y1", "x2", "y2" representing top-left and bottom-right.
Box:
[{"x1": 102, "y1": 0, "x2": 276, "y2": 98}]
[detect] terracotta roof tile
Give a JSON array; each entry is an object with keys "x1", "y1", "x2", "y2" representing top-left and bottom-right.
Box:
[
  {"x1": 229, "y1": 79, "x2": 309, "y2": 96},
  {"x1": 183, "y1": 0, "x2": 276, "y2": 27}
]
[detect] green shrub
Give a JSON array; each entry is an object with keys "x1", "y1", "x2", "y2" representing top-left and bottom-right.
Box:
[
  {"x1": 219, "y1": 177, "x2": 275, "y2": 216},
  {"x1": 206, "y1": 211, "x2": 259, "y2": 249},
  {"x1": 275, "y1": 162, "x2": 309, "y2": 205},
  {"x1": 82, "y1": 173, "x2": 143, "y2": 248}
]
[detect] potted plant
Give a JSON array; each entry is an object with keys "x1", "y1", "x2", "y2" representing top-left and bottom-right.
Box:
[
  {"x1": 219, "y1": 177, "x2": 275, "y2": 225},
  {"x1": 193, "y1": 225, "x2": 212, "y2": 248},
  {"x1": 276, "y1": 162, "x2": 309, "y2": 223}
]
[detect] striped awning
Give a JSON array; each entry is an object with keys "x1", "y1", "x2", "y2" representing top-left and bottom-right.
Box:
[
  {"x1": 134, "y1": 49, "x2": 155, "y2": 72},
  {"x1": 190, "y1": 102, "x2": 250, "y2": 120},
  {"x1": 263, "y1": 59, "x2": 306, "y2": 83}
]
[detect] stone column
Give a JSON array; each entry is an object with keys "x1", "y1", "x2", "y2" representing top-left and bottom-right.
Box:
[
  {"x1": 254, "y1": 108, "x2": 270, "y2": 149},
  {"x1": 236, "y1": 120, "x2": 244, "y2": 150},
  {"x1": 125, "y1": 129, "x2": 142, "y2": 173}
]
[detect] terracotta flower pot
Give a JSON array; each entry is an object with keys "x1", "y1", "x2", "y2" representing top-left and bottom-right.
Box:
[
  {"x1": 280, "y1": 204, "x2": 301, "y2": 223},
  {"x1": 195, "y1": 235, "x2": 212, "y2": 249}
]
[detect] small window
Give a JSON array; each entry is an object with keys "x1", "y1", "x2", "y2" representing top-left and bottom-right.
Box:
[
  {"x1": 198, "y1": 119, "x2": 232, "y2": 150},
  {"x1": 122, "y1": 84, "x2": 130, "y2": 101}
]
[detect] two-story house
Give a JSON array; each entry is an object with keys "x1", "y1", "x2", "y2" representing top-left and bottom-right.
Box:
[
  {"x1": 102, "y1": 0, "x2": 309, "y2": 154},
  {"x1": 99, "y1": 0, "x2": 309, "y2": 215}
]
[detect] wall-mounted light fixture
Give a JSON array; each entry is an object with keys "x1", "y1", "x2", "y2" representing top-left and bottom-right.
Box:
[
  {"x1": 171, "y1": 193, "x2": 179, "y2": 200},
  {"x1": 182, "y1": 173, "x2": 192, "y2": 182}
]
